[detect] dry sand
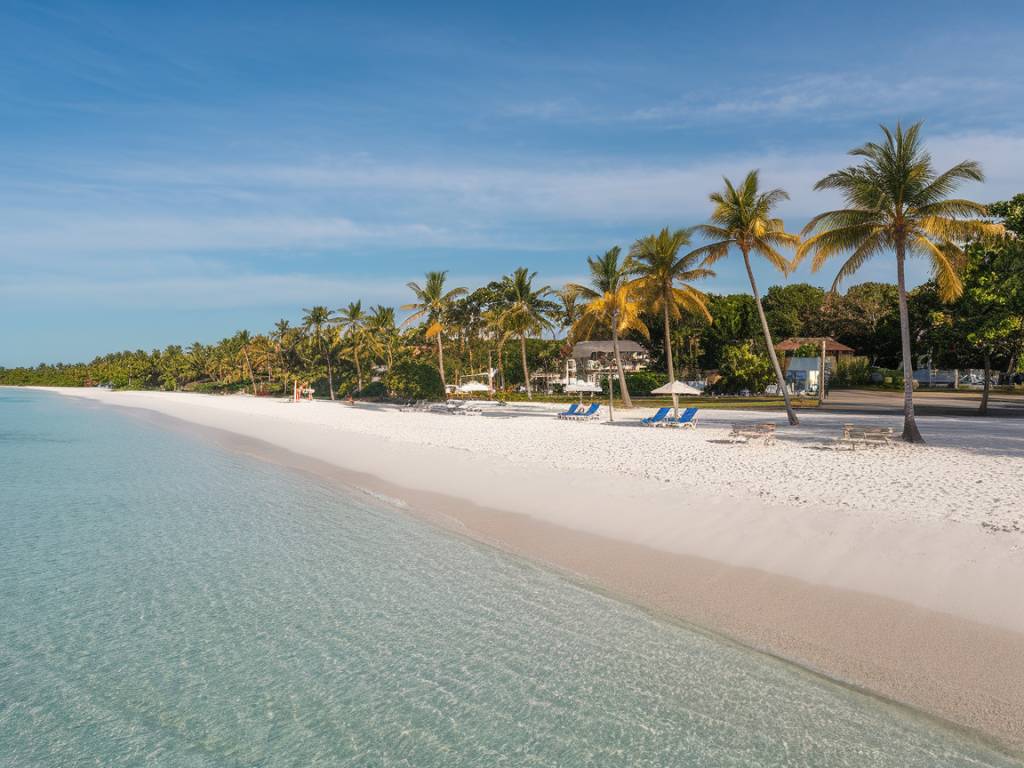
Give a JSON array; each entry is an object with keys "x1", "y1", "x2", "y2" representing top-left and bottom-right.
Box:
[{"x1": 39, "y1": 388, "x2": 1024, "y2": 753}]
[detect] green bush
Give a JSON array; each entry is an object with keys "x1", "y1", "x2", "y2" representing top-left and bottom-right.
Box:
[
  {"x1": 714, "y1": 343, "x2": 773, "y2": 394},
  {"x1": 384, "y1": 360, "x2": 443, "y2": 399},
  {"x1": 354, "y1": 381, "x2": 387, "y2": 399},
  {"x1": 830, "y1": 356, "x2": 870, "y2": 387},
  {"x1": 600, "y1": 370, "x2": 668, "y2": 395}
]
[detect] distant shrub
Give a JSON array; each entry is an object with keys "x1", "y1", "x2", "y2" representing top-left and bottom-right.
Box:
[
  {"x1": 713, "y1": 343, "x2": 773, "y2": 394},
  {"x1": 384, "y1": 360, "x2": 443, "y2": 399},
  {"x1": 831, "y1": 356, "x2": 870, "y2": 387},
  {"x1": 354, "y1": 381, "x2": 387, "y2": 399},
  {"x1": 600, "y1": 370, "x2": 667, "y2": 395}
]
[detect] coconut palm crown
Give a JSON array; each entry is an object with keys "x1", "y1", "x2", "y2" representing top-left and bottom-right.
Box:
[
  {"x1": 796, "y1": 121, "x2": 1003, "y2": 442},
  {"x1": 301, "y1": 305, "x2": 339, "y2": 400},
  {"x1": 630, "y1": 227, "x2": 714, "y2": 415},
  {"x1": 336, "y1": 300, "x2": 370, "y2": 393},
  {"x1": 566, "y1": 246, "x2": 647, "y2": 408},
  {"x1": 401, "y1": 271, "x2": 467, "y2": 391},
  {"x1": 687, "y1": 171, "x2": 801, "y2": 424},
  {"x1": 497, "y1": 267, "x2": 557, "y2": 399}
]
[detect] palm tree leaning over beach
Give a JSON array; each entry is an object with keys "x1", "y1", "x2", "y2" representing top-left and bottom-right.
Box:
[
  {"x1": 498, "y1": 267, "x2": 557, "y2": 399},
  {"x1": 337, "y1": 300, "x2": 369, "y2": 392},
  {"x1": 796, "y1": 121, "x2": 1002, "y2": 443},
  {"x1": 402, "y1": 271, "x2": 468, "y2": 393},
  {"x1": 630, "y1": 227, "x2": 714, "y2": 417},
  {"x1": 567, "y1": 247, "x2": 647, "y2": 408},
  {"x1": 301, "y1": 305, "x2": 338, "y2": 400},
  {"x1": 687, "y1": 171, "x2": 801, "y2": 425}
]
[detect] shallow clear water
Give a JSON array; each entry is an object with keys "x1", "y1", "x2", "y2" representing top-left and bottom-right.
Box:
[{"x1": 0, "y1": 389, "x2": 1019, "y2": 767}]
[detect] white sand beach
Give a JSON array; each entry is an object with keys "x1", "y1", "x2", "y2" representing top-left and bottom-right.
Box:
[{"x1": 42, "y1": 388, "x2": 1024, "y2": 751}]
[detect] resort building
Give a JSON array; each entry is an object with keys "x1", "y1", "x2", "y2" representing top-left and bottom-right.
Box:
[{"x1": 567, "y1": 340, "x2": 650, "y2": 384}]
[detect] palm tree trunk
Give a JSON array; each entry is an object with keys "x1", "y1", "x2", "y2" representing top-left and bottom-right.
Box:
[
  {"x1": 611, "y1": 311, "x2": 633, "y2": 408},
  {"x1": 663, "y1": 288, "x2": 678, "y2": 417},
  {"x1": 979, "y1": 350, "x2": 991, "y2": 416},
  {"x1": 323, "y1": 341, "x2": 335, "y2": 400},
  {"x1": 895, "y1": 245, "x2": 923, "y2": 442},
  {"x1": 520, "y1": 335, "x2": 532, "y2": 399},
  {"x1": 242, "y1": 347, "x2": 257, "y2": 396},
  {"x1": 354, "y1": 348, "x2": 363, "y2": 392},
  {"x1": 742, "y1": 249, "x2": 797, "y2": 425},
  {"x1": 436, "y1": 334, "x2": 447, "y2": 392},
  {"x1": 497, "y1": 337, "x2": 506, "y2": 389}
]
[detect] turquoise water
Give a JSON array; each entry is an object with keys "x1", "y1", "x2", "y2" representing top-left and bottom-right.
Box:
[{"x1": 0, "y1": 389, "x2": 1019, "y2": 767}]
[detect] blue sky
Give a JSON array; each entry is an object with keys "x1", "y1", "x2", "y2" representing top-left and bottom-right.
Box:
[{"x1": 3, "y1": 0, "x2": 1024, "y2": 365}]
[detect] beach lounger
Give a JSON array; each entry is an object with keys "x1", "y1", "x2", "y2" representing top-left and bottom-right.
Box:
[
  {"x1": 728, "y1": 422, "x2": 776, "y2": 444},
  {"x1": 642, "y1": 407, "x2": 670, "y2": 426},
  {"x1": 564, "y1": 403, "x2": 600, "y2": 421},
  {"x1": 661, "y1": 407, "x2": 699, "y2": 429},
  {"x1": 836, "y1": 424, "x2": 895, "y2": 449},
  {"x1": 557, "y1": 403, "x2": 581, "y2": 419}
]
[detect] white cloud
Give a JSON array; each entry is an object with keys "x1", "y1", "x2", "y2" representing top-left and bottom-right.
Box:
[
  {"x1": 3, "y1": 130, "x2": 1020, "y2": 263},
  {"x1": 503, "y1": 73, "x2": 1014, "y2": 126}
]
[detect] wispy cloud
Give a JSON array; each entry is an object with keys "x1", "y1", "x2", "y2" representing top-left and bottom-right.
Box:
[
  {"x1": 502, "y1": 72, "x2": 1015, "y2": 126},
  {"x1": 5, "y1": 129, "x2": 1021, "y2": 265}
]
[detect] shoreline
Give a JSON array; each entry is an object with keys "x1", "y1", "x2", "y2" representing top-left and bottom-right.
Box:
[{"x1": 36, "y1": 388, "x2": 1024, "y2": 754}]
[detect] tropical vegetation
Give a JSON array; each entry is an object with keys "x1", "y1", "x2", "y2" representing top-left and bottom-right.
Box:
[{"x1": 5, "y1": 124, "x2": 1020, "y2": 448}]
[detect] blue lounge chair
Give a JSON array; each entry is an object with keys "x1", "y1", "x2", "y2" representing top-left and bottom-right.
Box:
[
  {"x1": 642, "y1": 407, "x2": 671, "y2": 426},
  {"x1": 557, "y1": 403, "x2": 581, "y2": 419},
  {"x1": 662, "y1": 407, "x2": 699, "y2": 429},
  {"x1": 566, "y1": 402, "x2": 600, "y2": 421}
]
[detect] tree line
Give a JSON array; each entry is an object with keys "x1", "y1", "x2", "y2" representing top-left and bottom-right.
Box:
[{"x1": 4, "y1": 123, "x2": 1020, "y2": 443}]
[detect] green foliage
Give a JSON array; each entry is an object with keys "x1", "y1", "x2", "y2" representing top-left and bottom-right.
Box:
[
  {"x1": 599, "y1": 371, "x2": 668, "y2": 395},
  {"x1": 988, "y1": 193, "x2": 1024, "y2": 237},
  {"x1": 792, "y1": 343, "x2": 819, "y2": 357},
  {"x1": 353, "y1": 381, "x2": 388, "y2": 399},
  {"x1": 384, "y1": 359, "x2": 444, "y2": 399},
  {"x1": 762, "y1": 283, "x2": 825, "y2": 339},
  {"x1": 714, "y1": 343, "x2": 773, "y2": 394},
  {"x1": 831, "y1": 356, "x2": 871, "y2": 387}
]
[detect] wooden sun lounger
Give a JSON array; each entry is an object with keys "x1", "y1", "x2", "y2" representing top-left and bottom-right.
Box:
[
  {"x1": 728, "y1": 422, "x2": 776, "y2": 444},
  {"x1": 836, "y1": 424, "x2": 895, "y2": 449}
]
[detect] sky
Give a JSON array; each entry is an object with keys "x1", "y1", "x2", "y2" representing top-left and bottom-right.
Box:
[{"x1": 3, "y1": 0, "x2": 1024, "y2": 366}]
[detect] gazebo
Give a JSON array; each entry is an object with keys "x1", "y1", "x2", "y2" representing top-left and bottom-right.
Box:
[{"x1": 775, "y1": 337, "x2": 855, "y2": 357}]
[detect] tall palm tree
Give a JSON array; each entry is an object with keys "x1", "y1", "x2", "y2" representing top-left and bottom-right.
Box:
[
  {"x1": 301, "y1": 305, "x2": 339, "y2": 399},
  {"x1": 497, "y1": 267, "x2": 557, "y2": 399},
  {"x1": 401, "y1": 271, "x2": 467, "y2": 392},
  {"x1": 234, "y1": 330, "x2": 258, "y2": 396},
  {"x1": 687, "y1": 171, "x2": 801, "y2": 425},
  {"x1": 630, "y1": 227, "x2": 715, "y2": 416},
  {"x1": 796, "y1": 121, "x2": 1002, "y2": 442},
  {"x1": 555, "y1": 288, "x2": 582, "y2": 334},
  {"x1": 368, "y1": 305, "x2": 398, "y2": 376},
  {"x1": 566, "y1": 247, "x2": 647, "y2": 408},
  {"x1": 337, "y1": 300, "x2": 369, "y2": 392},
  {"x1": 272, "y1": 319, "x2": 292, "y2": 384}
]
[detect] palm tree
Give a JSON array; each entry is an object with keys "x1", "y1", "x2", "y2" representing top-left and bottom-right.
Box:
[
  {"x1": 368, "y1": 305, "x2": 398, "y2": 376},
  {"x1": 497, "y1": 267, "x2": 557, "y2": 399},
  {"x1": 555, "y1": 288, "x2": 582, "y2": 334},
  {"x1": 687, "y1": 171, "x2": 801, "y2": 425},
  {"x1": 566, "y1": 247, "x2": 647, "y2": 408},
  {"x1": 795, "y1": 121, "x2": 1002, "y2": 442},
  {"x1": 235, "y1": 330, "x2": 258, "y2": 396},
  {"x1": 301, "y1": 305, "x2": 339, "y2": 399},
  {"x1": 401, "y1": 271, "x2": 467, "y2": 392},
  {"x1": 630, "y1": 227, "x2": 715, "y2": 416},
  {"x1": 337, "y1": 300, "x2": 369, "y2": 392}
]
